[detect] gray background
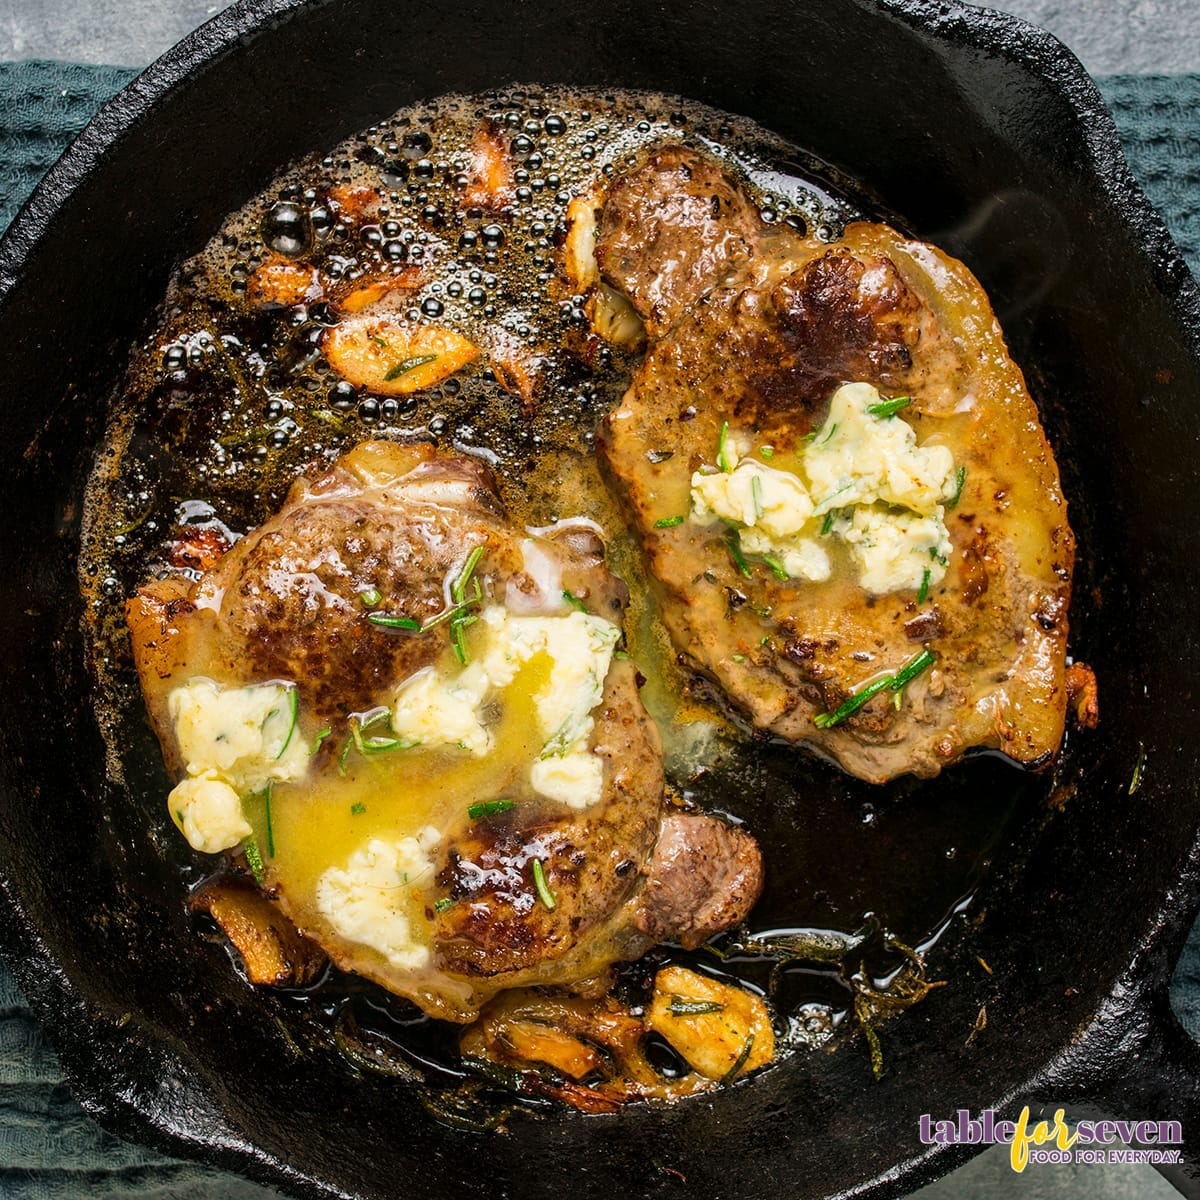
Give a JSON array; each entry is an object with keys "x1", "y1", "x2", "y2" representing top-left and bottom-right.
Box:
[
  {"x1": 0, "y1": 1, "x2": 1193, "y2": 1197},
  {"x1": 1, "y1": 0, "x2": 1199, "y2": 72}
]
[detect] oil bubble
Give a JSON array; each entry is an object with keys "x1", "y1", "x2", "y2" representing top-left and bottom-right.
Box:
[
  {"x1": 401, "y1": 130, "x2": 432, "y2": 159},
  {"x1": 261, "y1": 201, "x2": 312, "y2": 258},
  {"x1": 380, "y1": 161, "x2": 409, "y2": 187}
]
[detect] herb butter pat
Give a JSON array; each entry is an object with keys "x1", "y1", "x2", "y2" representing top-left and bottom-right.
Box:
[
  {"x1": 388, "y1": 605, "x2": 620, "y2": 809},
  {"x1": 315, "y1": 828, "x2": 441, "y2": 968},
  {"x1": 689, "y1": 381, "x2": 958, "y2": 595},
  {"x1": 166, "y1": 679, "x2": 308, "y2": 853},
  {"x1": 169, "y1": 772, "x2": 252, "y2": 854}
]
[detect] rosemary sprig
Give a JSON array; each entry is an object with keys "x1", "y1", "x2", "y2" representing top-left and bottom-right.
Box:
[{"x1": 366, "y1": 547, "x2": 486, "y2": 647}]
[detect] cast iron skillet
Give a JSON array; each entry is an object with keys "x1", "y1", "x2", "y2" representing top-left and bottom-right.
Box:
[{"x1": 1, "y1": 0, "x2": 1199, "y2": 1196}]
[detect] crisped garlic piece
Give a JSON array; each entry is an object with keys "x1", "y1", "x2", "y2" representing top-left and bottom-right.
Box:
[
  {"x1": 647, "y1": 964, "x2": 774, "y2": 1081},
  {"x1": 323, "y1": 315, "x2": 478, "y2": 394}
]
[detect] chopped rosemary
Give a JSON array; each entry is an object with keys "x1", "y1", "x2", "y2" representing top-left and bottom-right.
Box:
[
  {"x1": 1129, "y1": 742, "x2": 1146, "y2": 796},
  {"x1": 368, "y1": 332, "x2": 389, "y2": 348},
  {"x1": 384, "y1": 353, "x2": 438, "y2": 380},
  {"x1": 726, "y1": 532, "x2": 752, "y2": 578},
  {"x1": 468, "y1": 799, "x2": 516, "y2": 820},
  {"x1": 420, "y1": 585, "x2": 480, "y2": 630},
  {"x1": 751, "y1": 474, "x2": 765, "y2": 521},
  {"x1": 867, "y1": 395, "x2": 912, "y2": 418},
  {"x1": 821, "y1": 511, "x2": 835, "y2": 536},
  {"x1": 358, "y1": 587, "x2": 382, "y2": 608},
  {"x1": 813, "y1": 649, "x2": 938, "y2": 729},
  {"x1": 311, "y1": 726, "x2": 332, "y2": 755},
  {"x1": 264, "y1": 782, "x2": 275, "y2": 856},
  {"x1": 434, "y1": 897, "x2": 456, "y2": 913},
  {"x1": 270, "y1": 686, "x2": 299, "y2": 761},
  {"x1": 889, "y1": 648, "x2": 937, "y2": 691},
  {"x1": 917, "y1": 567, "x2": 931, "y2": 605},
  {"x1": 947, "y1": 465, "x2": 967, "y2": 508},
  {"x1": 539, "y1": 716, "x2": 578, "y2": 760},
  {"x1": 450, "y1": 612, "x2": 477, "y2": 664},
  {"x1": 717, "y1": 421, "x2": 734, "y2": 472},
  {"x1": 760, "y1": 446, "x2": 775, "y2": 459},
  {"x1": 339, "y1": 709, "x2": 419, "y2": 769},
  {"x1": 562, "y1": 589, "x2": 589, "y2": 613},
  {"x1": 654, "y1": 515, "x2": 685, "y2": 528},
  {"x1": 350, "y1": 801, "x2": 367, "y2": 815},
  {"x1": 244, "y1": 838, "x2": 266, "y2": 886},
  {"x1": 531, "y1": 859, "x2": 557, "y2": 910},
  {"x1": 452, "y1": 544, "x2": 486, "y2": 604},
  {"x1": 761, "y1": 553, "x2": 789, "y2": 582},
  {"x1": 366, "y1": 613, "x2": 422, "y2": 630},
  {"x1": 668, "y1": 997, "x2": 725, "y2": 1016},
  {"x1": 820, "y1": 422, "x2": 838, "y2": 445},
  {"x1": 720, "y1": 1033, "x2": 756, "y2": 1085}
]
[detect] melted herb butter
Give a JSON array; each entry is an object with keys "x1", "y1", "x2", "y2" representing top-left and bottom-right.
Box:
[
  {"x1": 251, "y1": 636, "x2": 554, "y2": 966},
  {"x1": 231, "y1": 604, "x2": 617, "y2": 971}
]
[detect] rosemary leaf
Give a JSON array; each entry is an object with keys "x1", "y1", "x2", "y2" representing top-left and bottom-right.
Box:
[{"x1": 384, "y1": 353, "x2": 438, "y2": 381}]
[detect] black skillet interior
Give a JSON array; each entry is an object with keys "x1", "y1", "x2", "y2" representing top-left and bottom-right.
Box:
[{"x1": 2, "y1": 0, "x2": 1200, "y2": 1197}]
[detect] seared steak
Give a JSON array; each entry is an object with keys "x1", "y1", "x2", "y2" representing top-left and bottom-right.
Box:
[
  {"x1": 128, "y1": 441, "x2": 762, "y2": 1020},
  {"x1": 596, "y1": 146, "x2": 1074, "y2": 782}
]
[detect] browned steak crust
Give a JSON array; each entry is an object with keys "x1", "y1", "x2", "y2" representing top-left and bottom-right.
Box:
[
  {"x1": 596, "y1": 146, "x2": 1074, "y2": 783},
  {"x1": 128, "y1": 440, "x2": 766, "y2": 1019}
]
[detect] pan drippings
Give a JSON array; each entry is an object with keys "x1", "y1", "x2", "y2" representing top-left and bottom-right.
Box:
[{"x1": 80, "y1": 86, "x2": 1047, "y2": 1110}]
